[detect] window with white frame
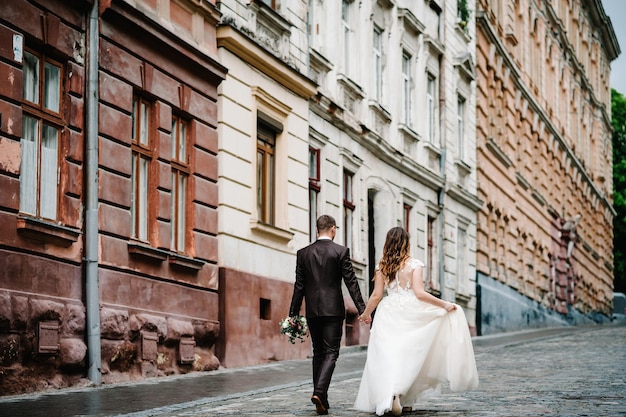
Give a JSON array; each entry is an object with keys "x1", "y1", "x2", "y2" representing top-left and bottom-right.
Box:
[
  {"x1": 341, "y1": 0, "x2": 352, "y2": 76},
  {"x1": 20, "y1": 49, "x2": 62, "y2": 220},
  {"x1": 373, "y1": 27, "x2": 383, "y2": 103},
  {"x1": 457, "y1": 95, "x2": 466, "y2": 160},
  {"x1": 131, "y1": 96, "x2": 153, "y2": 241},
  {"x1": 427, "y1": 74, "x2": 437, "y2": 143},
  {"x1": 171, "y1": 116, "x2": 189, "y2": 252},
  {"x1": 309, "y1": 147, "x2": 321, "y2": 241},
  {"x1": 402, "y1": 52, "x2": 413, "y2": 126},
  {"x1": 343, "y1": 170, "x2": 355, "y2": 251}
]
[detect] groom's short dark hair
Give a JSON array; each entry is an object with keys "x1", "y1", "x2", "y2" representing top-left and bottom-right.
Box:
[{"x1": 316, "y1": 215, "x2": 336, "y2": 232}]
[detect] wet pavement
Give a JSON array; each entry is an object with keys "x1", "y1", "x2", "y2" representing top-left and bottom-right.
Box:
[{"x1": 0, "y1": 323, "x2": 624, "y2": 417}]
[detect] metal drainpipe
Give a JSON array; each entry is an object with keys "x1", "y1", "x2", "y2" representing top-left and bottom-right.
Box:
[
  {"x1": 85, "y1": 0, "x2": 101, "y2": 385},
  {"x1": 437, "y1": 3, "x2": 447, "y2": 301}
]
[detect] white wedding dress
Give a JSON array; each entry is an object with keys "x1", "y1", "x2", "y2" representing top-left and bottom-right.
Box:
[{"x1": 354, "y1": 258, "x2": 479, "y2": 416}]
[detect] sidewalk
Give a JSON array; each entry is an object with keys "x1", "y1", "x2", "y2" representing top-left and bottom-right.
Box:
[{"x1": 0, "y1": 323, "x2": 624, "y2": 417}]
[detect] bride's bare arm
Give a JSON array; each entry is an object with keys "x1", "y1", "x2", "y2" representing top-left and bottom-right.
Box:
[
  {"x1": 359, "y1": 270, "x2": 385, "y2": 323},
  {"x1": 411, "y1": 266, "x2": 456, "y2": 311}
]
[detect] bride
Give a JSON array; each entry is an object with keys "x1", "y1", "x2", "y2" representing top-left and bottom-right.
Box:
[{"x1": 354, "y1": 227, "x2": 479, "y2": 416}]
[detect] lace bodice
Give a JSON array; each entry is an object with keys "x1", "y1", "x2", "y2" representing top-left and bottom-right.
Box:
[{"x1": 382, "y1": 257, "x2": 424, "y2": 296}]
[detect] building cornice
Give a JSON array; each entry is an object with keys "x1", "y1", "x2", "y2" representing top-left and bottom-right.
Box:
[
  {"x1": 587, "y1": 0, "x2": 621, "y2": 61},
  {"x1": 543, "y1": 2, "x2": 613, "y2": 128},
  {"x1": 102, "y1": 0, "x2": 228, "y2": 84},
  {"x1": 217, "y1": 24, "x2": 317, "y2": 99}
]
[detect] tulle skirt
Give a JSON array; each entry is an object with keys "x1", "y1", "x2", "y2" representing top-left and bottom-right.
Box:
[{"x1": 354, "y1": 294, "x2": 479, "y2": 416}]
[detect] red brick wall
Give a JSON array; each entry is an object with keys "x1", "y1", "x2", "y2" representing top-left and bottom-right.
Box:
[{"x1": 0, "y1": 0, "x2": 226, "y2": 395}]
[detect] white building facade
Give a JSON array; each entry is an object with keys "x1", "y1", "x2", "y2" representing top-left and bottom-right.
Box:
[{"x1": 307, "y1": 0, "x2": 481, "y2": 334}]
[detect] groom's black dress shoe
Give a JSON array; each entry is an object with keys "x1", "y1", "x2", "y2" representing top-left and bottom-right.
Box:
[{"x1": 311, "y1": 395, "x2": 328, "y2": 415}]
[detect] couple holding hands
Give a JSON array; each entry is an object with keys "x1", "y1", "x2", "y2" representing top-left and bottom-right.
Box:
[{"x1": 288, "y1": 215, "x2": 478, "y2": 416}]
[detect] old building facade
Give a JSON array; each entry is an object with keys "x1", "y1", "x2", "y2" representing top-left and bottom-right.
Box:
[
  {"x1": 212, "y1": 0, "x2": 482, "y2": 368},
  {"x1": 1, "y1": 0, "x2": 619, "y2": 396},
  {"x1": 0, "y1": 0, "x2": 225, "y2": 394},
  {"x1": 475, "y1": 0, "x2": 619, "y2": 334},
  {"x1": 213, "y1": 0, "x2": 317, "y2": 367},
  {"x1": 306, "y1": 0, "x2": 481, "y2": 337}
]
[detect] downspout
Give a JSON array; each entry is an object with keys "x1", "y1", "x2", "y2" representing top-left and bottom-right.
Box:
[
  {"x1": 437, "y1": 2, "x2": 447, "y2": 301},
  {"x1": 85, "y1": 0, "x2": 101, "y2": 385},
  {"x1": 306, "y1": 0, "x2": 313, "y2": 76}
]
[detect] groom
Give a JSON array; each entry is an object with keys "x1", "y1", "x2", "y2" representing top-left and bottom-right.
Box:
[{"x1": 289, "y1": 214, "x2": 366, "y2": 415}]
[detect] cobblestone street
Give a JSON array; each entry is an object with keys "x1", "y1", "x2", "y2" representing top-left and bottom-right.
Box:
[
  {"x1": 2, "y1": 324, "x2": 624, "y2": 417},
  {"x1": 122, "y1": 324, "x2": 625, "y2": 417}
]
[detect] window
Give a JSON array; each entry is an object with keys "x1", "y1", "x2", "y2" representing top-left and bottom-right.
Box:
[
  {"x1": 342, "y1": 0, "x2": 352, "y2": 75},
  {"x1": 373, "y1": 27, "x2": 383, "y2": 103},
  {"x1": 457, "y1": 96, "x2": 466, "y2": 159},
  {"x1": 343, "y1": 170, "x2": 355, "y2": 251},
  {"x1": 259, "y1": 0, "x2": 277, "y2": 8},
  {"x1": 402, "y1": 53, "x2": 412, "y2": 126},
  {"x1": 309, "y1": 147, "x2": 321, "y2": 241},
  {"x1": 171, "y1": 116, "x2": 189, "y2": 252},
  {"x1": 20, "y1": 50, "x2": 62, "y2": 220},
  {"x1": 427, "y1": 75, "x2": 437, "y2": 143},
  {"x1": 257, "y1": 120, "x2": 276, "y2": 225},
  {"x1": 427, "y1": 215, "x2": 439, "y2": 292},
  {"x1": 456, "y1": 227, "x2": 468, "y2": 294},
  {"x1": 403, "y1": 203, "x2": 411, "y2": 232},
  {"x1": 131, "y1": 96, "x2": 153, "y2": 241},
  {"x1": 457, "y1": 0, "x2": 470, "y2": 29}
]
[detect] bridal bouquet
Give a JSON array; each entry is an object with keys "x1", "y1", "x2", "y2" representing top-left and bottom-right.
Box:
[{"x1": 279, "y1": 315, "x2": 308, "y2": 344}]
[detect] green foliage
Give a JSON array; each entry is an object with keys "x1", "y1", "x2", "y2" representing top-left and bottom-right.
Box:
[
  {"x1": 457, "y1": 0, "x2": 471, "y2": 29},
  {"x1": 612, "y1": 88, "x2": 626, "y2": 293}
]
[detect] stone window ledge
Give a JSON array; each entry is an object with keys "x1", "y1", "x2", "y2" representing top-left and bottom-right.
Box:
[
  {"x1": 250, "y1": 220, "x2": 294, "y2": 243},
  {"x1": 169, "y1": 253, "x2": 205, "y2": 271},
  {"x1": 128, "y1": 242, "x2": 169, "y2": 262},
  {"x1": 17, "y1": 216, "x2": 80, "y2": 247}
]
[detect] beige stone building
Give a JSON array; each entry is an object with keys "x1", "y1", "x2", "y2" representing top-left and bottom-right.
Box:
[
  {"x1": 475, "y1": 0, "x2": 619, "y2": 334},
  {"x1": 214, "y1": 0, "x2": 317, "y2": 367}
]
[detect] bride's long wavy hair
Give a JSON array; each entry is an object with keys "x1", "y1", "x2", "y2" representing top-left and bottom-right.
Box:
[{"x1": 378, "y1": 227, "x2": 410, "y2": 282}]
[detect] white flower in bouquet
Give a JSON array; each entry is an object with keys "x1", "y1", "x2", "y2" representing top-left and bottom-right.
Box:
[{"x1": 279, "y1": 315, "x2": 308, "y2": 344}]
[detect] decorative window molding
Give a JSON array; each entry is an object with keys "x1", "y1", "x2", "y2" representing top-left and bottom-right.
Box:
[
  {"x1": 247, "y1": 0, "x2": 292, "y2": 60},
  {"x1": 309, "y1": 48, "x2": 333, "y2": 92},
  {"x1": 249, "y1": 220, "x2": 294, "y2": 243},
  {"x1": 368, "y1": 100, "x2": 391, "y2": 138},
  {"x1": 399, "y1": 123, "x2": 420, "y2": 157},
  {"x1": 399, "y1": 8, "x2": 425, "y2": 35},
  {"x1": 531, "y1": 189, "x2": 547, "y2": 206},
  {"x1": 424, "y1": 34, "x2": 445, "y2": 57},
  {"x1": 516, "y1": 172, "x2": 530, "y2": 190},
  {"x1": 454, "y1": 159, "x2": 472, "y2": 188},
  {"x1": 454, "y1": 52, "x2": 476, "y2": 82},
  {"x1": 250, "y1": 87, "x2": 292, "y2": 241},
  {"x1": 337, "y1": 74, "x2": 365, "y2": 116},
  {"x1": 486, "y1": 137, "x2": 513, "y2": 168},
  {"x1": 422, "y1": 140, "x2": 442, "y2": 173}
]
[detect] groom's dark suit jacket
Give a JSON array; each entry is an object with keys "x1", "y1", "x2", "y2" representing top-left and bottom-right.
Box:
[{"x1": 289, "y1": 238, "x2": 366, "y2": 318}]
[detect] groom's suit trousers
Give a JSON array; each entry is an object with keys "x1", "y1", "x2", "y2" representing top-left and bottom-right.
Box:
[{"x1": 308, "y1": 316, "x2": 343, "y2": 404}]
